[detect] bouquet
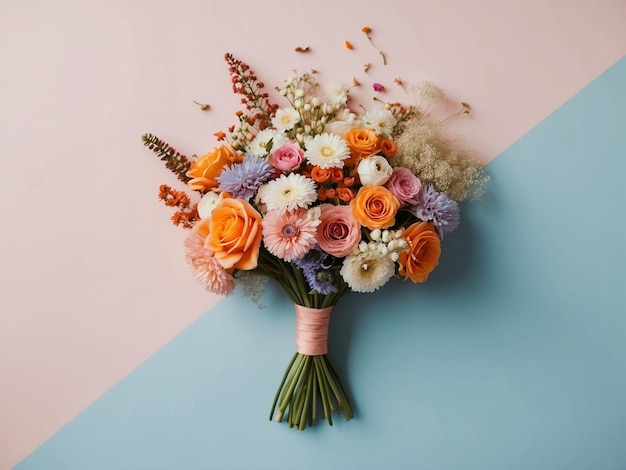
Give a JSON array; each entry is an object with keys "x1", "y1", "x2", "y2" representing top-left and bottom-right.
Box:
[{"x1": 142, "y1": 27, "x2": 487, "y2": 430}]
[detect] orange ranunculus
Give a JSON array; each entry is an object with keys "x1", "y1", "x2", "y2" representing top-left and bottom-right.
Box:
[
  {"x1": 311, "y1": 166, "x2": 332, "y2": 183},
  {"x1": 398, "y1": 222, "x2": 441, "y2": 283},
  {"x1": 331, "y1": 167, "x2": 345, "y2": 183},
  {"x1": 206, "y1": 198, "x2": 263, "y2": 271},
  {"x1": 337, "y1": 186, "x2": 356, "y2": 202},
  {"x1": 379, "y1": 139, "x2": 397, "y2": 158},
  {"x1": 349, "y1": 184, "x2": 400, "y2": 229},
  {"x1": 186, "y1": 145, "x2": 235, "y2": 192},
  {"x1": 343, "y1": 128, "x2": 380, "y2": 166}
]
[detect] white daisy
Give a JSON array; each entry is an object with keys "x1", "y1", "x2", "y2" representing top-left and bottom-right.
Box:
[
  {"x1": 361, "y1": 108, "x2": 398, "y2": 136},
  {"x1": 260, "y1": 173, "x2": 317, "y2": 213},
  {"x1": 340, "y1": 249, "x2": 396, "y2": 293},
  {"x1": 248, "y1": 129, "x2": 288, "y2": 157},
  {"x1": 325, "y1": 82, "x2": 349, "y2": 107},
  {"x1": 272, "y1": 107, "x2": 300, "y2": 132},
  {"x1": 304, "y1": 133, "x2": 350, "y2": 168}
]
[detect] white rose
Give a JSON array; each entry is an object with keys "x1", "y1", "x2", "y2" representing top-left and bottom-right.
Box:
[
  {"x1": 197, "y1": 191, "x2": 223, "y2": 219},
  {"x1": 357, "y1": 155, "x2": 393, "y2": 186}
]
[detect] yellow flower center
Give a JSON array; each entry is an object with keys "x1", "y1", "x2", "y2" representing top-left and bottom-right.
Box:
[{"x1": 321, "y1": 146, "x2": 334, "y2": 157}]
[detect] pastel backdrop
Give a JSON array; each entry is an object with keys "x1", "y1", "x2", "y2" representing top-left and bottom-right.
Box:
[{"x1": 1, "y1": 1, "x2": 625, "y2": 469}]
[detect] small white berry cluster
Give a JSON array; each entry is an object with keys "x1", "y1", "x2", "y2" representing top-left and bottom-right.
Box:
[
  {"x1": 354, "y1": 228, "x2": 408, "y2": 262},
  {"x1": 277, "y1": 73, "x2": 338, "y2": 141}
]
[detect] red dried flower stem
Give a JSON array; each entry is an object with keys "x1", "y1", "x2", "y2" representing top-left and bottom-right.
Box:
[{"x1": 225, "y1": 53, "x2": 278, "y2": 132}]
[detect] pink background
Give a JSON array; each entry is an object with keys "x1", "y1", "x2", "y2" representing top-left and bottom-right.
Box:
[{"x1": 1, "y1": 1, "x2": 625, "y2": 468}]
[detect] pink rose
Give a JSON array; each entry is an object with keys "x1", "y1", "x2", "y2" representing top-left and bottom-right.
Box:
[
  {"x1": 268, "y1": 141, "x2": 305, "y2": 172},
  {"x1": 386, "y1": 167, "x2": 421, "y2": 205},
  {"x1": 317, "y1": 204, "x2": 361, "y2": 257}
]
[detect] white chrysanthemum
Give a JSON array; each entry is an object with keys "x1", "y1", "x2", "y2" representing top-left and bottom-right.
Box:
[
  {"x1": 260, "y1": 173, "x2": 317, "y2": 212},
  {"x1": 272, "y1": 107, "x2": 300, "y2": 132},
  {"x1": 324, "y1": 108, "x2": 360, "y2": 135},
  {"x1": 304, "y1": 133, "x2": 350, "y2": 168},
  {"x1": 325, "y1": 82, "x2": 349, "y2": 106},
  {"x1": 362, "y1": 108, "x2": 398, "y2": 136},
  {"x1": 249, "y1": 129, "x2": 288, "y2": 156},
  {"x1": 340, "y1": 249, "x2": 396, "y2": 293}
]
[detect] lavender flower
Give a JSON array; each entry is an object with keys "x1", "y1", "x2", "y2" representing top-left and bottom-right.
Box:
[
  {"x1": 414, "y1": 184, "x2": 460, "y2": 237},
  {"x1": 217, "y1": 154, "x2": 274, "y2": 200}
]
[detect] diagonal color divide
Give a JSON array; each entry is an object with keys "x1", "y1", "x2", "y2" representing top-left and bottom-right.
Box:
[{"x1": 15, "y1": 57, "x2": 626, "y2": 470}]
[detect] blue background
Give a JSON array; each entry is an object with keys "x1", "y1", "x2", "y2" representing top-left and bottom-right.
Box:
[{"x1": 15, "y1": 57, "x2": 626, "y2": 469}]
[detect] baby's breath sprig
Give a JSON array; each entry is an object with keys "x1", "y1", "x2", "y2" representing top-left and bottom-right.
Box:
[{"x1": 362, "y1": 27, "x2": 387, "y2": 65}]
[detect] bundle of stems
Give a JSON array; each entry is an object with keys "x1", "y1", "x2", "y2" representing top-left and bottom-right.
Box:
[
  {"x1": 249, "y1": 248, "x2": 353, "y2": 429},
  {"x1": 270, "y1": 352, "x2": 353, "y2": 430}
]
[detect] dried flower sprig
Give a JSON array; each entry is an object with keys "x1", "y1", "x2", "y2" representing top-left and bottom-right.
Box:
[
  {"x1": 170, "y1": 207, "x2": 199, "y2": 229},
  {"x1": 193, "y1": 100, "x2": 211, "y2": 111},
  {"x1": 440, "y1": 101, "x2": 471, "y2": 124},
  {"x1": 225, "y1": 53, "x2": 279, "y2": 136},
  {"x1": 142, "y1": 133, "x2": 192, "y2": 184},
  {"x1": 362, "y1": 26, "x2": 386, "y2": 65},
  {"x1": 158, "y1": 185, "x2": 200, "y2": 229},
  {"x1": 394, "y1": 77, "x2": 408, "y2": 94}
]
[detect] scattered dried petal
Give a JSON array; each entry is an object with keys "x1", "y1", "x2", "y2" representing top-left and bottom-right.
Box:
[{"x1": 372, "y1": 83, "x2": 385, "y2": 92}]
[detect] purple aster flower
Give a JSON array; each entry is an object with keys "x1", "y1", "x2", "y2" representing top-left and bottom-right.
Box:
[
  {"x1": 293, "y1": 246, "x2": 339, "y2": 295},
  {"x1": 303, "y1": 267, "x2": 339, "y2": 295},
  {"x1": 414, "y1": 184, "x2": 460, "y2": 237},
  {"x1": 293, "y1": 245, "x2": 332, "y2": 271},
  {"x1": 217, "y1": 154, "x2": 274, "y2": 200}
]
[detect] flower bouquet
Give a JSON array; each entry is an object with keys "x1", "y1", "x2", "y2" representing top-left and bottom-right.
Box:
[{"x1": 142, "y1": 28, "x2": 487, "y2": 430}]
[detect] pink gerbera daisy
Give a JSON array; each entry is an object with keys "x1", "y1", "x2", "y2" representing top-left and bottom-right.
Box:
[
  {"x1": 184, "y1": 233, "x2": 235, "y2": 296},
  {"x1": 262, "y1": 208, "x2": 321, "y2": 261}
]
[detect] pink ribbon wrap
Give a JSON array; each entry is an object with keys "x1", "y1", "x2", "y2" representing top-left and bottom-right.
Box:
[{"x1": 294, "y1": 305, "x2": 333, "y2": 356}]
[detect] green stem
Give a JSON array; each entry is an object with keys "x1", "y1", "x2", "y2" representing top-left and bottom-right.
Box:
[
  {"x1": 325, "y1": 354, "x2": 353, "y2": 412},
  {"x1": 299, "y1": 362, "x2": 315, "y2": 430},
  {"x1": 313, "y1": 356, "x2": 333, "y2": 425},
  {"x1": 269, "y1": 352, "x2": 298, "y2": 421},
  {"x1": 277, "y1": 354, "x2": 305, "y2": 421},
  {"x1": 319, "y1": 356, "x2": 351, "y2": 419}
]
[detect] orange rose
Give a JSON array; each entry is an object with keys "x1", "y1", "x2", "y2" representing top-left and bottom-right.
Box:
[
  {"x1": 343, "y1": 128, "x2": 380, "y2": 166},
  {"x1": 398, "y1": 222, "x2": 441, "y2": 283},
  {"x1": 192, "y1": 217, "x2": 211, "y2": 240},
  {"x1": 349, "y1": 185, "x2": 400, "y2": 229},
  {"x1": 206, "y1": 198, "x2": 263, "y2": 270},
  {"x1": 186, "y1": 145, "x2": 235, "y2": 192}
]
